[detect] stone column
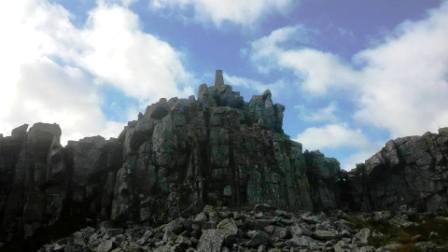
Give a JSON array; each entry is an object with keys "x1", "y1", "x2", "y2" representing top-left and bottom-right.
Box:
[{"x1": 214, "y1": 69, "x2": 224, "y2": 86}]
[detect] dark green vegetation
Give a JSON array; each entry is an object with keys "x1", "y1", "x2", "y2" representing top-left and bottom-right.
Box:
[{"x1": 347, "y1": 212, "x2": 448, "y2": 251}]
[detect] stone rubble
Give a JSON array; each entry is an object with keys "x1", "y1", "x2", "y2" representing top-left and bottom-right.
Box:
[{"x1": 38, "y1": 204, "x2": 448, "y2": 252}]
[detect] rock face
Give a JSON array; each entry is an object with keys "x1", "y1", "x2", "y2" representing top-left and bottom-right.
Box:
[
  {"x1": 0, "y1": 124, "x2": 123, "y2": 251},
  {"x1": 347, "y1": 128, "x2": 448, "y2": 212},
  {"x1": 1, "y1": 123, "x2": 66, "y2": 241},
  {"x1": 4, "y1": 70, "x2": 448, "y2": 251},
  {"x1": 111, "y1": 71, "x2": 343, "y2": 224},
  {"x1": 0, "y1": 71, "x2": 343, "y2": 251}
]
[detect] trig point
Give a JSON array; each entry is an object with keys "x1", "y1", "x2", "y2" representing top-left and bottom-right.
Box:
[{"x1": 214, "y1": 69, "x2": 224, "y2": 86}]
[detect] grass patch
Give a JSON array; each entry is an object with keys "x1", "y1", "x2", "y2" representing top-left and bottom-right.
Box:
[{"x1": 343, "y1": 214, "x2": 448, "y2": 251}]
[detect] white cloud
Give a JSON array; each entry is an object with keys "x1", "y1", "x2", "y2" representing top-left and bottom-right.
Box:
[
  {"x1": 224, "y1": 73, "x2": 285, "y2": 96},
  {"x1": 8, "y1": 60, "x2": 123, "y2": 144},
  {"x1": 295, "y1": 123, "x2": 369, "y2": 151},
  {"x1": 295, "y1": 102, "x2": 338, "y2": 123},
  {"x1": 353, "y1": 2, "x2": 448, "y2": 137},
  {"x1": 278, "y1": 49, "x2": 359, "y2": 95},
  {"x1": 0, "y1": 0, "x2": 195, "y2": 143},
  {"x1": 250, "y1": 26, "x2": 359, "y2": 95},
  {"x1": 341, "y1": 148, "x2": 378, "y2": 171},
  {"x1": 296, "y1": 123, "x2": 378, "y2": 170},
  {"x1": 149, "y1": 0, "x2": 295, "y2": 26},
  {"x1": 250, "y1": 2, "x2": 448, "y2": 137},
  {"x1": 99, "y1": 0, "x2": 137, "y2": 7},
  {"x1": 78, "y1": 4, "x2": 195, "y2": 104},
  {"x1": 0, "y1": 0, "x2": 107, "y2": 143}
]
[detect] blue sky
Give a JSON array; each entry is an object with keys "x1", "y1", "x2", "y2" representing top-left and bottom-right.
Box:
[{"x1": 0, "y1": 0, "x2": 447, "y2": 169}]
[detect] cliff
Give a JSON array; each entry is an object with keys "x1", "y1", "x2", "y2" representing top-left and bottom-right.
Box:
[
  {"x1": 2, "y1": 71, "x2": 448, "y2": 251},
  {"x1": 0, "y1": 71, "x2": 343, "y2": 250},
  {"x1": 346, "y1": 128, "x2": 448, "y2": 212}
]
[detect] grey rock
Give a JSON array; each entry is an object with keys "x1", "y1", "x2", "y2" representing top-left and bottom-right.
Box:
[
  {"x1": 333, "y1": 240, "x2": 351, "y2": 252},
  {"x1": 197, "y1": 229, "x2": 226, "y2": 252},
  {"x1": 290, "y1": 223, "x2": 312, "y2": 237},
  {"x1": 285, "y1": 235, "x2": 320, "y2": 248},
  {"x1": 197, "y1": 216, "x2": 238, "y2": 252},
  {"x1": 313, "y1": 229, "x2": 338, "y2": 241},
  {"x1": 216, "y1": 218, "x2": 238, "y2": 237},
  {"x1": 346, "y1": 130, "x2": 448, "y2": 212},
  {"x1": 373, "y1": 211, "x2": 392, "y2": 221},
  {"x1": 355, "y1": 246, "x2": 375, "y2": 252},
  {"x1": 438, "y1": 127, "x2": 448, "y2": 136},
  {"x1": 164, "y1": 218, "x2": 186, "y2": 235},
  {"x1": 271, "y1": 227, "x2": 290, "y2": 240},
  {"x1": 354, "y1": 228, "x2": 371, "y2": 245},
  {"x1": 214, "y1": 69, "x2": 224, "y2": 86},
  {"x1": 381, "y1": 242, "x2": 403, "y2": 250},
  {"x1": 194, "y1": 212, "x2": 208, "y2": 223},
  {"x1": 246, "y1": 230, "x2": 271, "y2": 247},
  {"x1": 96, "y1": 239, "x2": 114, "y2": 252},
  {"x1": 414, "y1": 241, "x2": 438, "y2": 251}
]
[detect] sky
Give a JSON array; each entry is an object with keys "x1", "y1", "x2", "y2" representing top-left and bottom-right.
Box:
[{"x1": 0, "y1": 0, "x2": 447, "y2": 170}]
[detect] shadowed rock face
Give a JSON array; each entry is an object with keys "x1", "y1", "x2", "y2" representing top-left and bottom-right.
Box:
[
  {"x1": 0, "y1": 71, "x2": 343, "y2": 250},
  {"x1": 0, "y1": 124, "x2": 123, "y2": 251},
  {"x1": 346, "y1": 128, "x2": 448, "y2": 212}
]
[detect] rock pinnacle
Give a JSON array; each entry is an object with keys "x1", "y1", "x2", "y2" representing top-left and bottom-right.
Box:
[{"x1": 214, "y1": 69, "x2": 224, "y2": 86}]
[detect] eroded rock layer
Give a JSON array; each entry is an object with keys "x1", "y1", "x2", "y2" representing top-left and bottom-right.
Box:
[{"x1": 0, "y1": 71, "x2": 343, "y2": 251}]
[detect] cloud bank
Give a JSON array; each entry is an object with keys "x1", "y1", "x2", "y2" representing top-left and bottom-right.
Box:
[
  {"x1": 295, "y1": 123, "x2": 369, "y2": 150},
  {"x1": 251, "y1": 3, "x2": 448, "y2": 137},
  {"x1": 250, "y1": 2, "x2": 448, "y2": 168}
]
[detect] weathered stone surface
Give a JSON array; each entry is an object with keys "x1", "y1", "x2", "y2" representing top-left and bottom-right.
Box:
[
  {"x1": 96, "y1": 239, "x2": 114, "y2": 252},
  {"x1": 1, "y1": 123, "x2": 65, "y2": 243},
  {"x1": 346, "y1": 129, "x2": 448, "y2": 212},
  {"x1": 197, "y1": 230, "x2": 226, "y2": 252},
  {"x1": 66, "y1": 136, "x2": 122, "y2": 219},
  {"x1": 247, "y1": 89, "x2": 284, "y2": 132},
  {"x1": 0, "y1": 124, "x2": 122, "y2": 251},
  {"x1": 108, "y1": 71, "x2": 343, "y2": 225}
]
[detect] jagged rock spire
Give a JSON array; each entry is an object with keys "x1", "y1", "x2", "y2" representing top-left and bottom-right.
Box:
[{"x1": 214, "y1": 69, "x2": 224, "y2": 86}]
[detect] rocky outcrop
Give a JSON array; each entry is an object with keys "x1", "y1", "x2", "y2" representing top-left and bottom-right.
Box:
[
  {"x1": 1, "y1": 123, "x2": 65, "y2": 241},
  {"x1": 110, "y1": 70, "x2": 342, "y2": 225},
  {"x1": 3, "y1": 70, "x2": 448, "y2": 251},
  {"x1": 0, "y1": 124, "x2": 122, "y2": 251},
  {"x1": 66, "y1": 136, "x2": 122, "y2": 220},
  {"x1": 0, "y1": 70, "x2": 343, "y2": 251},
  {"x1": 347, "y1": 128, "x2": 448, "y2": 212}
]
